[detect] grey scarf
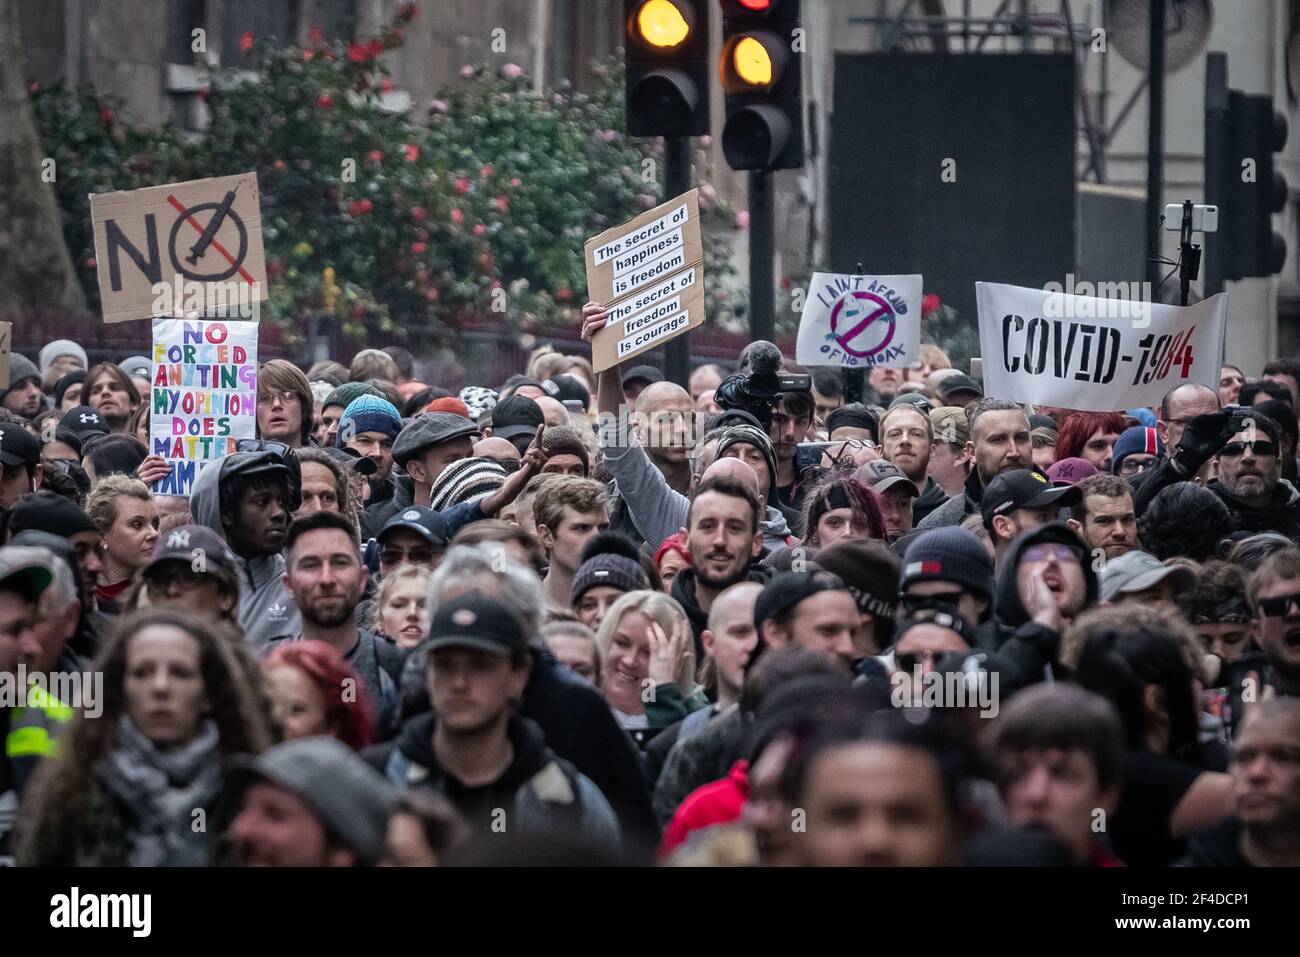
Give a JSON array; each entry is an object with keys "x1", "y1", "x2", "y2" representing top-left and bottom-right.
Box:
[{"x1": 96, "y1": 715, "x2": 223, "y2": 867}]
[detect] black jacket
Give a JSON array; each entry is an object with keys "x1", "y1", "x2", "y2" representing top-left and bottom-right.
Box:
[
  {"x1": 671, "y1": 563, "x2": 774, "y2": 658},
  {"x1": 912, "y1": 476, "x2": 949, "y2": 526},
  {"x1": 1178, "y1": 817, "x2": 1251, "y2": 866},
  {"x1": 361, "y1": 474, "x2": 415, "y2": 540},
  {"x1": 1133, "y1": 457, "x2": 1300, "y2": 538},
  {"x1": 915, "y1": 468, "x2": 985, "y2": 530}
]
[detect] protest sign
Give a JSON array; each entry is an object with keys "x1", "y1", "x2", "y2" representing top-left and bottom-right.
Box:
[
  {"x1": 0, "y1": 323, "x2": 10, "y2": 390},
  {"x1": 795, "y1": 273, "x2": 923, "y2": 369},
  {"x1": 150, "y1": 318, "x2": 258, "y2": 495},
  {"x1": 584, "y1": 189, "x2": 704, "y2": 373},
  {"x1": 975, "y1": 281, "x2": 1227, "y2": 411},
  {"x1": 90, "y1": 173, "x2": 267, "y2": 324}
]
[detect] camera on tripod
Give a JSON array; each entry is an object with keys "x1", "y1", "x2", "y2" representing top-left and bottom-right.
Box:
[{"x1": 713, "y1": 341, "x2": 811, "y2": 432}]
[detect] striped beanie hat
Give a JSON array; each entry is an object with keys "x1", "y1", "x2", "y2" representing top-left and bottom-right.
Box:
[
  {"x1": 1111, "y1": 426, "x2": 1164, "y2": 475},
  {"x1": 337, "y1": 395, "x2": 402, "y2": 446},
  {"x1": 428, "y1": 456, "x2": 508, "y2": 511}
]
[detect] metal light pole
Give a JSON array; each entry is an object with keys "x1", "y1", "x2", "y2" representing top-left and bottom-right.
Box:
[
  {"x1": 1145, "y1": 0, "x2": 1166, "y2": 290},
  {"x1": 663, "y1": 135, "x2": 692, "y2": 387},
  {"x1": 748, "y1": 168, "x2": 775, "y2": 342}
]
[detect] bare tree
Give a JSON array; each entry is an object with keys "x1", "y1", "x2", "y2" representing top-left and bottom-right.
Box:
[{"x1": 0, "y1": 0, "x2": 87, "y2": 312}]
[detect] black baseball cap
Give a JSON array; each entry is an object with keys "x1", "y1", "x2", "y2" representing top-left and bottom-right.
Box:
[
  {"x1": 60, "y1": 406, "x2": 110, "y2": 439},
  {"x1": 0, "y1": 422, "x2": 40, "y2": 468},
  {"x1": 980, "y1": 468, "x2": 1081, "y2": 525},
  {"x1": 489, "y1": 395, "x2": 545, "y2": 441},
  {"x1": 621, "y1": 365, "x2": 664, "y2": 388},
  {"x1": 938, "y1": 373, "x2": 984, "y2": 403},
  {"x1": 754, "y1": 570, "x2": 850, "y2": 634},
  {"x1": 422, "y1": 592, "x2": 528, "y2": 657},
  {"x1": 145, "y1": 524, "x2": 240, "y2": 577},
  {"x1": 379, "y1": 507, "x2": 450, "y2": 548}
]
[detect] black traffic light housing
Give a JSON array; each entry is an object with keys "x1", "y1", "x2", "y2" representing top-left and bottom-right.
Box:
[
  {"x1": 719, "y1": 0, "x2": 804, "y2": 170},
  {"x1": 1214, "y1": 91, "x2": 1289, "y2": 279},
  {"x1": 624, "y1": 0, "x2": 710, "y2": 138}
]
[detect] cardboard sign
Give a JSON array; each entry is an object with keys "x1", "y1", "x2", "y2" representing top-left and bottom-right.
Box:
[
  {"x1": 795, "y1": 273, "x2": 923, "y2": 369},
  {"x1": 0, "y1": 323, "x2": 10, "y2": 391},
  {"x1": 975, "y1": 281, "x2": 1227, "y2": 411},
  {"x1": 91, "y1": 173, "x2": 267, "y2": 324},
  {"x1": 584, "y1": 189, "x2": 704, "y2": 373},
  {"x1": 149, "y1": 318, "x2": 259, "y2": 495}
]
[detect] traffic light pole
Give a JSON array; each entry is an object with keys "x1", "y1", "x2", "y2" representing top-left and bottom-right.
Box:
[
  {"x1": 664, "y1": 135, "x2": 692, "y2": 387},
  {"x1": 1203, "y1": 52, "x2": 1228, "y2": 297},
  {"x1": 1145, "y1": 0, "x2": 1166, "y2": 291},
  {"x1": 748, "y1": 169, "x2": 776, "y2": 342}
]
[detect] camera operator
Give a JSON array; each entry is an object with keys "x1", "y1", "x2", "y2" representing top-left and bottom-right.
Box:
[{"x1": 1133, "y1": 407, "x2": 1300, "y2": 538}]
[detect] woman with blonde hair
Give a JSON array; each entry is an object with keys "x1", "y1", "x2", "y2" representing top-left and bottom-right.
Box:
[
  {"x1": 16, "y1": 608, "x2": 275, "y2": 866},
  {"x1": 85, "y1": 474, "x2": 159, "y2": 613},
  {"x1": 592, "y1": 590, "x2": 707, "y2": 743}
]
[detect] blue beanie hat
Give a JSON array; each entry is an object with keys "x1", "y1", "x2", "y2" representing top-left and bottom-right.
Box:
[
  {"x1": 1111, "y1": 426, "x2": 1164, "y2": 474},
  {"x1": 337, "y1": 395, "x2": 402, "y2": 446}
]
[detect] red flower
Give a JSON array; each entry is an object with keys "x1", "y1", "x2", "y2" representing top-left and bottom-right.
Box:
[
  {"x1": 368, "y1": 38, "x2": 384, "y2": 59},
  {"x1": 479, "y1": 251, "x2": 495, "y2": 271},
  {"x1": 268, "y1": 259, "x2": 285, "y2": 279},
  {"x1": 317, "y1": 94, "x2": 333, "y2": 109},
  {"x1": 450, "y1": 208, "x2": 464, "y2": 225},
  {"x1": 399, "y1": 2, "x2": 418, "y2": 22},
  {"x1": 403, "y1": 143, "x2": 419, "y2": 163},
  {"x1": 410, "y1": 206, "x2": 427, "y2": 223},
  {"x1": 381, "y1": 77, "x2": 395, "y2": 93},
  {"x1": 272, "y1": 159, "x2": 287, "y2": 171},
  {"x1": 472, "y1": 223, "x2": 486, "y2": 237},
  {"x1": 554, "y1": 286, "x2": 573, "y2": 302},
  {"x1": 479, "y1": 164, "x2": 493, "y2": 179},
  {"x1": 495, "y1": 195, "x2": 508, "y2": 213},
  {"x1": 308, "y1": 25, "x2": 323, "y2": 46},
  {"x1": 510, "y1": 177, "x2": 521, "y2": 188},
  {"x1": 85, "y1": 258, "x2": 96, "y2": 270},
  {"x1": 29, "y1": 81, "x2": 39, "y2": 93},
  {"x1": 454, "y1": 177, "x2": 470, "y2": 194},
  {"x1": 425, "y1": 288, "x2": 440, "y2": 303},
  {"x1": 348, "y1": 198, "x2": 374, "y2": 217},
  {"x1": 410, "y1": 242, "x2": 428, "y2": 255},
  {"x1": 922, "y1": 293, "x2": 942, "y2": 316},
  {"x1": 347, "y1": 43, "x2": 370, "y2": 63},
  {"x1": 368, "y1": 149, "x2": 383, "y2": 164},
  {"x1": 239, "y1": 31, "x2": 254, "y2": 54}
]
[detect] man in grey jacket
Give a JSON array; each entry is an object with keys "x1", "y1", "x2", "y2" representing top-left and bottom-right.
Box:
[{"x1": 190, "y1": 447, "x2": 301, "y2": 646}]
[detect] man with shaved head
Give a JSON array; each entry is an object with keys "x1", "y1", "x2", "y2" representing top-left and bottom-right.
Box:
[
  {"x1": 533, "y1": 394, "x2": 571, "y2": 429},
  {"x1": 474, "y1": 436, "x2": 522, "y2": 470},
  {"x1": 689, "y1": 363, "x2": 725, "y2": 403}
]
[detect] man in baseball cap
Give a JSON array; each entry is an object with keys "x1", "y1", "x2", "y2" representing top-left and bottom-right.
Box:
[
  {"x1": 621, "y1": 365, "x2": 665, "y2": 408},
  {"x1": 226, "y1": 736, "x2": 396, "y2": 867},
  {"x1": 483, "y1": 395, "x2": 544, "y2": 455},
  {"x1": 377, "y1": 506, "x2": 450, "y2": 578},
  {"x1": 141, "y1": 524, "x2": 242, "y2": 622},
  {"x1": 1099, "y1": 549, "x2": 1195, "y2": 605},
  {"x1": 937, "y1": 373, "x2": 984, "y2": 408},
  {"x1": 59, "y1": 405, "x2": 110, "y2": 441},
  {"x1": 856, "y1": 459, "x2": 920, "y2": 544},
  {"x1": 372, "y1": 411, "x2": 480, "y2": 536},
  {"x1": 0, "y1": 421, "x2": 42, "y2": 510},
  {"x1": 752, "y1": 570, "x2": 861, "y2": 672},
  {"x1": 980, "y1": 469, "x2": 1081, "y2": 562}
]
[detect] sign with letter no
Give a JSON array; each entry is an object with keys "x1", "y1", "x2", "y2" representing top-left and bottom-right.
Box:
[
  {"x1": 585, "y1": 189, "x2": 705, "y2": 374},
  {"x1": 89, "y1": 172, "x2": 268, "y2": 324}
]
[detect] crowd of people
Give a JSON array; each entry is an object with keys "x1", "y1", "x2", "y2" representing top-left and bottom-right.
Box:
[{"x1": 1, "y1": 324, "x2": 1299, "y2": 868}]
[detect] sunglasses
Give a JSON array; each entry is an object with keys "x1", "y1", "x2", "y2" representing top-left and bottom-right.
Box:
[
  {"x1": 896, "y1": 649, "x2": 942, "y2": 672},
  {"x1": 1258, "y1": 590, "x2": 1300, "y2": 618},
  {"x1": 1219, "y1": 440, "x2": 1275, "y2": 458},
  {"x1": 380, "y1": 546, "x2": 436, "y2": 567},
  {"x1": 1021, "y1": 543, "x2": 1083, "y2": 565}
]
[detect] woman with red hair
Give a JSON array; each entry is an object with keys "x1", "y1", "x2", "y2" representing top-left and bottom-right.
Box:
[
  {"x1": 801, "y1": 472, "x2": 888, "y2": 547},
  {"x1": 1055, "y1": 411, "x2": 1127, "y2": 472},
  {"x1": 261, "y1": 640, "x2": 376, "y2": 750},
  {"x1": 654, "y1": 531, "x2": 692, "y2": 590}
]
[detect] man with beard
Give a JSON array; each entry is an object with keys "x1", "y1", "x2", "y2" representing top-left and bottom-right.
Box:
[
  {"x1": 1, "y1": 354, "x2": 45, "y2": 420},
  {"x1": 190, "y1": 447, "x2": 302, "y2": 646},
  {"x1": 917, "y1": 398, "x2": 1034, "y2": 530},
  {"x1": 1248, "y1": 548, "x2": 1300, "y2": 699},
  {"x1": 879, "y1": 405, "x2": 947, "y2": 524},
  {"x1": 279, "y1": 510, "x2": 405, "y2": 734},
  {"x1": 671, "y1": 474, "x2": 769, "y2": 652},
  {"x1": 1067, "y1": 475, "x2": 1139, "y2": 562}
]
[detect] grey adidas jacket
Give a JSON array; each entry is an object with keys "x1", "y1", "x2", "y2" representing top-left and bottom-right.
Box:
[{"x1": 190, "y1": 461, "x2": 300, "y2": 647}]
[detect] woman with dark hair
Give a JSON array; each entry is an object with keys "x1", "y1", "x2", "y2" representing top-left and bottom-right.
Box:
[
  {"x1": 83, "y1": 362, "x2": 141, "y2": 434},
  {"x1": 261, "y1": 639, "x2": 376, "y2": 750},
  {"x1": 1071, "y1": 605, "x2": 1233, "y2": 866},
  {"x1": 800, "y1": 471, "x2": 887, "y2": 548},
  {"x1": 15, "y1": 609, "x2": 275, "y2": 865},
  {"x1": 1055, "y1": 411, "x2": 1127, "y2": 472},
  {"x1": 1138, "y1": 482, "x2": 1234, "y2": 562},
  {"x1": 81, "y1": 433, "x2": 149, "y2": 482}
]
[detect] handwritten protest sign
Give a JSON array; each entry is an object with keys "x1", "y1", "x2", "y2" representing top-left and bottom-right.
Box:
[
  {"x1": 150, "y1": 318, "x2": 258, "y2": 495},
  {"x1": 90, "y1": 173, "x2": 266, "y2": 324},
  {"x1": 584, "y1": 189, "x2": 704, "y2": 373},
  {"x1": 975, "y1": 281, "x2": 1227, "y2": 411},
  {"x1": 795, "y1": 273, "x2": 923, "y2": 369}
]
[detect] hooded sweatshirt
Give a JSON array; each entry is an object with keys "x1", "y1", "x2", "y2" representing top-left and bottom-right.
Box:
[
  {"x1": 993, "y1": 522, "x2": 1099, "y2": 683},
  {"x1": 916, "y1": 468, "x2": 985, "y2": 530},
  {"x1": 671, "y1": 563, "x2": 774, "y2": 656},
  {"x1": 912, "y1": 476, "x2": 949, "y2": 526},
  {"x1": 365, "y1": 711, "x2": 621, "y2": 855},
  {"x1": 190, "y1": 459, "x2": 300, "y2": 647}
]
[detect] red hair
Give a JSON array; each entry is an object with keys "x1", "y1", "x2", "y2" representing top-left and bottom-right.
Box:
[
  {"x1": 1055, "y1": 412, "x2": 1126, "y2": 462},
  {"x1": 262, "y1": 640, "x2": 376, "y2": 750},
  {"x1": 654, "y1": 531, "x2": 692, "y2": 569}
]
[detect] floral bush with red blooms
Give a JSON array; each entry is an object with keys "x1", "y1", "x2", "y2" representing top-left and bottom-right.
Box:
[{"x1": 29, "y1": 2, "x2": 738, "y2": 348}]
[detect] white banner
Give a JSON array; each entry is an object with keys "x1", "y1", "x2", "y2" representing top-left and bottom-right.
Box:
[
  {"x1": 975, "y1": 281, "x2": 1227, "y2": 411},
  {"x1": 795, "y1": 273, "x2": 923, "y2": 369}
]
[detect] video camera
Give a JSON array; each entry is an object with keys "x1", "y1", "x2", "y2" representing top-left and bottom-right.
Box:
[{"x1": 713, "y1": 341, "x2": 811, "y2": 433}]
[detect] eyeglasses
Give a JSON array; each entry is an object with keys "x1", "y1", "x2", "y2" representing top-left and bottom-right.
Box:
[
  {"x1": 1021, "y1": 543, "x2": 1083, "y2": 565},
  {"x1": 1118, "y1": 457, "x2": 1155, "y2": 476},
  {"x1": 259, "y1": 389, "x2": 301, "y2": 407},
  {"x1": 1257, "y1": 590, "x2": 1300, "y2": 618},
  {"x1": 1219, "y1": 440, "x2": 1275, "y2": 458},
  {"x1": 380, "y1": 546, "x2": 437, "y2": 567}
]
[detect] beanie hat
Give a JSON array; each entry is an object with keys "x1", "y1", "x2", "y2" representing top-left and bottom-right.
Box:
[
  {"x1": 716, "y1": 424, "x2": 778, "y2": 491},
  {"x1": 39, "y1": 340, "x2": 88, "y2": 376},
  {"x1": 5, "y1": 491, "x2": 98, "y2": 539},
  {"x1": 541, "y1": 427, "x2": 590, "y2": 474},
  {"x1": 5, "y1": 354, "x2": 40, "y2": 392},
  {"x1": 900, "y1": 527, "x2": 995, "y2": 603},
  {"x1": 459, "y1": 386, "x2": 499, "y2": 423},
  {"x1": 336, "y1": 395, "x2": 401, "y2": 446},
  {"x1": 54, "y1": 370, "x2": 87, "y2": 408},
  {"x1": 1111, "y1": 426, "x2": 1164, "y2": 474},
  {"x1": 324, "y1": 381, "x2": 383, "y2": 412},
  {"x1": 425, "y1": 396, "x2": 471, "y2": 418},
  {"x1": 572, "y1": 532, "x2": 651, "y2": 604},
  {"x1": 428, "y1": 456, "x2": 507, "y2": 511}
]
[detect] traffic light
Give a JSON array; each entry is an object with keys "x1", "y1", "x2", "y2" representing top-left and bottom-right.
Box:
[
  {"x1": 624, "y1": 0, "x2": 710, "y2": 137},
  {"x1": 1218, "y1": 92, "x2": 1289, "y2": 279},
  {"x1": 718, "y1": 0, "x2": 803, "y2": 170}
]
